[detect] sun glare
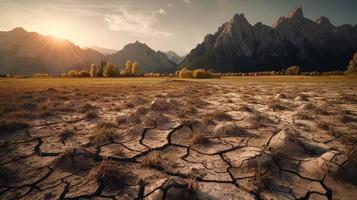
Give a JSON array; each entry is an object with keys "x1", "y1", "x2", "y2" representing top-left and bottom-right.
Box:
[{"x1": 51, "y1": 29, "x2": 67, "y2": 40}]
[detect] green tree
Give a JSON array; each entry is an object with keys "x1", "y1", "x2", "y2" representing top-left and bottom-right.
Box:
[
  {"x1": 103, "y1": 63, "x2": 118, "y2": 77},
  {"x1": 98, "y1": 60, "x2": 106, "y2": 77}
]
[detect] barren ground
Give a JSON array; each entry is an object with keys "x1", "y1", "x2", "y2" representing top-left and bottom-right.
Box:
[{"x1": 0, "y1": 76, "x2": 357, "y2": 200}]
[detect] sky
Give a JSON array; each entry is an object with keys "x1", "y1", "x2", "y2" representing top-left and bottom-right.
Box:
[{"x1": 0, "y1": 0, "x2": 356, "y2": 55}]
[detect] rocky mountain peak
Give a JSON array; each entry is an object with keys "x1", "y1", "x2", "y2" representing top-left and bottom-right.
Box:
[
  {"x1": 288, "y1": 5, "x2": 303, "y2": 19},
  {"x1": 232, "y1": 13, "x2": 248, "y2": 23},
  {"x1": 315, "y1": 16, "x2": 334, "y2": 29},
  {"x1": 123, "y1": 41, "x2": 151, "y2": 52}
]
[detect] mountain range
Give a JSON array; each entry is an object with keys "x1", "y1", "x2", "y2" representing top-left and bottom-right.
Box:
[
  {"x1": 0, "y1": 28, "x2": 177, "y2": 75},
  {"x1": 180, "y1": 6, "x2": 357, "y2": 72},
  {"x1": 1, "y1": 6, "x2": 356, "y2": 75},
  {"x1": 0, "y1": 27, "x2": 104, "y2": 75}
]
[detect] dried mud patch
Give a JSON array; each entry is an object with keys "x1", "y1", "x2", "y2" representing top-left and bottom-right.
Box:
[{"x1": 0, "y1": 80, "x2": 356, "y2": 199}]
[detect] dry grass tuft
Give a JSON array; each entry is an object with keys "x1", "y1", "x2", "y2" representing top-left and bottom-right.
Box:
[
  {"x1": 59, "y1": 128, "x2": 74, "y2": 143},
  {"x1": 293, "y1": 111, "x2": 313, "y2": 120},
  {"x1": 187, "y1": 176, "x2": 198, "y2": 195},
  {"x1": 92, "y1": 122, "x2": 115, "y2": 143},
  {"x1": 341, "y1": 114, "x2": 357, "y2": 123},
  {"x1": 247, "y1": 114, "x2": 271, "y2": 129},
  {"x1": 94, "y1": 158, "x2": 128, "y2": 190},
  {"x1": 317, "y1": 121, "x2": 332, "y2": 130},
  {"x1": 238, "y1": 104, "x2": 253, "y2": 112},
  {"x1": 85, "y1": 111, "x2": 98, "y2": 121},
  {"x1": 203, "y1": 111, "x2": 233, "y2": 122},
  {"x1": 80, "y1": 103, "x2": 97, "y2": 113},
  {"x1": 116, "y1": 115, "x2": 126, "y2": 125},
  {"x1": 190, "y1": 130, "x2": 209, "y2": 145},
  {"x1": 141, "y1": 151, "x2": 162, "y2": 168},
  {"x1": 253, "y1": 167, "x2": 272, "y2": 194},
  {"x1": 269, "y1": 100, "x2": 288, "y2": 111}
]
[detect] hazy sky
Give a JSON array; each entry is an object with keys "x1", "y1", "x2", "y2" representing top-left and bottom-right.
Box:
[{"x1": 1, "y1": 0, "x2": 356, "y2": 55}]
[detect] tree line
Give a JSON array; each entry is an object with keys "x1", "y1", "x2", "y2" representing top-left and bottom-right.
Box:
[{"x1": 63, "y1": 60, "x2": 141, "y2": 78}]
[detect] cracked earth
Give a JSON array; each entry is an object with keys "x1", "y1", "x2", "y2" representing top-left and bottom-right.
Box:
[{"x1": 1, "y1": 79, "x2": 357, "y2": 200}]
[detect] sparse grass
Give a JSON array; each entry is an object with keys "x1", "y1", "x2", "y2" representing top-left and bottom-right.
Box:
[{"x1": 141, "y1": 151, "x2": 162, "y2": 168}]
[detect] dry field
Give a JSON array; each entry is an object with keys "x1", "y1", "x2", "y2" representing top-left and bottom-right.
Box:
[{"x1": 0, "y1": 76, "x2": 357, "y2": 200}]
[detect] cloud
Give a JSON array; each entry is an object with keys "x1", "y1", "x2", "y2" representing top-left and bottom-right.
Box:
[
  {"x1": 104, "y1": 7, "x2": 171, "y2": 37},
  {"x1": 184, "y1": 0, "x2": 191, "y2": 3},
  {"x1": 156, "y1": 8, "x2": 166, "y2": 14}
]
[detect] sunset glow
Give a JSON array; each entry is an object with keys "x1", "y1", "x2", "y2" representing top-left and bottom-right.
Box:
[{"x1": 0, "y1": 0, "x2": 356, "y2": 55}]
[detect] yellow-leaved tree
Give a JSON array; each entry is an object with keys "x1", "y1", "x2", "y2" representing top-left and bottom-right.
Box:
[
  {"x1": 90, "y1": 64, "x2": 97, "y2": 77},
  {"x1": 131, "y1": 61, "x2": 141, "y2": 76}
]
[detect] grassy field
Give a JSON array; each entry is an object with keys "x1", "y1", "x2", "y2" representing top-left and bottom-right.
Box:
[{"x1": 1, "y1": 75, "x2": 356, "y2": 91}]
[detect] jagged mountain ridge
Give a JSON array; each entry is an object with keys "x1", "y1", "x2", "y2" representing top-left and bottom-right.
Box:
[{"x1": 180, "y1": 6, "x2": 357, "y2": 72}]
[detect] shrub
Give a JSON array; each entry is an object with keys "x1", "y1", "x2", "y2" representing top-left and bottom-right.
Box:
[
  {"x1": 193, "y1": 69, "x2": 212, "y2": 79},
  {"x1": 179, "y1": 67, "x2": 193, "y2": 78},
  {"x1": 103, "y1": 63, "x2": 118, "y2": 77},
  {"x1": 67, "y1": 69, "x2": 79, "y2": 77},
  {"x1": 90, "y1": 64, "x2": 98, "y2": 77},
  {"x1": 33, "y1": 73, "x2": 50, "y2": 77},
  {"x1": 78, "y1": 70, "x2": 90, "y2": 77},
  {"x1": 285, "y1": 66, "x2": 300, "y2": 75}
]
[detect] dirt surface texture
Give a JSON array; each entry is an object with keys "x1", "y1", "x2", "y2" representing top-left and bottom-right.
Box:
[{"x1": 0, "y1": 78, "x2": 357, "y2": 200}]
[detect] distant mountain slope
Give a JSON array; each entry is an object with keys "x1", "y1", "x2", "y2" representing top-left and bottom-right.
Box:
[
  {"x1": 107, "y1": 41, "x2": 177, "y2": 73},
  {"x1": 88, "y1": 46, "x2": 117, "y2": 55},
  {"x1": 165, "y1": 50, "x2": 185, "y2": 64},
  {"x1": 0, "y1": 27, "x2": 105, "y2": 75},
  {"x1": 180, "y1": 6, "x2": 357, "y2": 72}
]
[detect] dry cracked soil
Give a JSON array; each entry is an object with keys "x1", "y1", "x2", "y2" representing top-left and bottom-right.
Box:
[{"x1": 0, "y1": 78, "x2": 357, "y2": 200}]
